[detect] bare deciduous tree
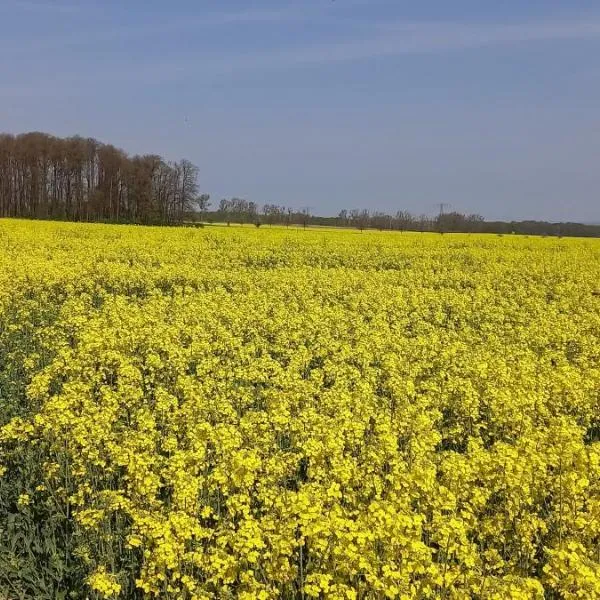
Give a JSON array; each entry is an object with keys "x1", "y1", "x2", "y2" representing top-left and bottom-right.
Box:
[{"x1": 0, "y1": 132, "x2": 200, "y2": 224}]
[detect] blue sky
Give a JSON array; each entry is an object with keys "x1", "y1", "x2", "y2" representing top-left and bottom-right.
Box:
[{"x1": 1, "y1": 0, "x2": 600, "y2": 222}]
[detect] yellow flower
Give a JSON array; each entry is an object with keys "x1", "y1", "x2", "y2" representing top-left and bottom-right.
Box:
[
  {"x1": 88, "y1": 566, "x2": 122, "y2": 598},
  {"x1": 1, "y1": 220, "x2": 599, "y2": 597},
  {"x1": 17, "y1": 493, "x2": 31, "y2": 508}
]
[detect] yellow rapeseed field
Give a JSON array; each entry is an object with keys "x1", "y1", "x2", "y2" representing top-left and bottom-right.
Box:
[{"x1": 1, "y1": 219, "x2": 599, "y2": 599}]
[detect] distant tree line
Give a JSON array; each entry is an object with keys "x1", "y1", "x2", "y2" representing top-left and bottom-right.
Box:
[
  {"x1": 2, "y1": 132, "x2": 598, "y2": 237},
  {"x1": 198, "y1": 203, "x2": 600, "y2": 238},
  {"x1": 0, "y1": 132, "x2": 202, "y2": 224},
  {"x1": 210, "y1": 202, "x2": 312, "y2": 228}
]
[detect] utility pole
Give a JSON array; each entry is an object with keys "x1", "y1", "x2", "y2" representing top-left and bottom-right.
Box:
[{"x1": 301, "y1": 206, "x2": 313, "y2": 229}]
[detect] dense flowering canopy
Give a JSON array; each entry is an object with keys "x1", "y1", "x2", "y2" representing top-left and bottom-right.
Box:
[{"x1": 0, "y1": 220, "x2": 599, "y2": 599}]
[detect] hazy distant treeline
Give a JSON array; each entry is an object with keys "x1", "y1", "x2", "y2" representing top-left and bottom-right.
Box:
[
  {"x1": 1, "y1": 132, "x2": 598, "y2": 237},
  {"x1": 203, "y1": 204, "x2": 600, "y2": 237},
  {"x1": 0, "y1": 132, "x2": 201, "y2": 224}
]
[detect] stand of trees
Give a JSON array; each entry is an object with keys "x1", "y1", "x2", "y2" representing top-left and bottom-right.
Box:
[
  {"x1": 2, "y1": 131, "x2": 597, "y2": 237},
  {"x1": 198, "y1": 204, "x2": 599, "y2": 237},
  {"x1": 0, "y1": 132, "x2": 201, "y2": 224},
  {"x1": 208, "y1": 202, "x2": 311, "y2": 228},
  {"x1": 216, "y1": 198, "x2": 260, "y2": 225}
]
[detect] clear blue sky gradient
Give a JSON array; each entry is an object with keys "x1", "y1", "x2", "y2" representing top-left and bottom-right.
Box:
[{"x1": 2, "y1": 0, "x2": 600, "y2": 221}]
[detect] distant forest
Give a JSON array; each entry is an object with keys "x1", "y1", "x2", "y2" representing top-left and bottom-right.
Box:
[
  {"x1": 207, "y1": 202, "x2": 600, "y2": 237},
  {"x1": 1, "y1": 132, "x2": 598, "y2": 237},
  {"x1": 0, "y1": 132, "x2": 204, "y2": 224}
]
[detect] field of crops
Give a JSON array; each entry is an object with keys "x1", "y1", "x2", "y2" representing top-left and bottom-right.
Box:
[{"x1": 0, "y1": 219, "x2": 599, "y2": 599}]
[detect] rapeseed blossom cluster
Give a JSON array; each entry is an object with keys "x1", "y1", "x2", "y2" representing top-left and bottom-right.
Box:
[{"x1": 0, "y1": 219, "x2": 599, "y2": 599}]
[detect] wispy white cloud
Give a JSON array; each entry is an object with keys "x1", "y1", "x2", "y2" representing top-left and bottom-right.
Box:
[
  {"x1": 6, "y1": 3, "x2": 600, "y2": 57},
  {"x1": 1, "y1": 4, "x2": 327, "y2": 54},
  {"x1": 4, "y1": 16, "x2": 600, "y2": 95},
  {"x1": 103, "y1": 6, "x2": 309, "y2": 35},
  {"x1": 8, "y1": 0, "x2": 83, "y2": 13},
  {"x1": 264, "y1": 19, "x2": 600, "y2": 65},
  {"x1": 138, "y1": 17, "x2": 600, "y2": 80},
  {"x1": 378, "y1": 19, "x2": 600, "y2": 49}
]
